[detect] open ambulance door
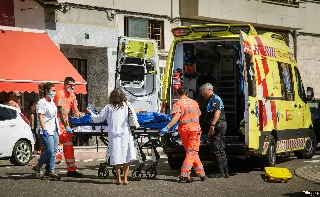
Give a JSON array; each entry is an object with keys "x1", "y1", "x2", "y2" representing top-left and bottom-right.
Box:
[
  {"x1": 240, "y1": 32, "x2": 260, "y2": 150},
  {"x1": 115, "y1": 37, "x2": 160, "y2": 112}
]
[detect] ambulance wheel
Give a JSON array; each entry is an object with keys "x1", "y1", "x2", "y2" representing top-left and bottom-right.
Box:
[
  {"x1": 98, "y1": 163, "x2": 109, "y2": 179},
  {"x1": 260, "y1": 136, "x2": 276, "y2": 171},
  {"x1": 145, "y1": 167, "x2": 157, "y2": 179},
  {"x1": 112, "y1": 167, "x2": 123, "y2": 177},
  {"x1": 168, "y1": 154, "x2": 183, "y2": 170},
  {"x1": 294, "y1": 130, "x2": 317, "y2": 159},
  {"x1": 132, "y1": 169, "x2": 143, "y2": 181}
]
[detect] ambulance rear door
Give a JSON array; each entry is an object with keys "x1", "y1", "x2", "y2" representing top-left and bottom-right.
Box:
[
  {"x1": 115, "y1": 37, "x2": 160, "y2": 112},
  {"x1": 240, "y1": 32, "x2": 260, "y2": 150}
]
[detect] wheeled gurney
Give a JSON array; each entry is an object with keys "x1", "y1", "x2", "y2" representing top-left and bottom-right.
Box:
[{"x1": 70, "y1": 112, "x2": 177, "y2": 181}]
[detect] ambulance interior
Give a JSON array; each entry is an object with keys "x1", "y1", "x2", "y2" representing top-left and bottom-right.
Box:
[{"x1": 171, "y1": 40, "x2": 245, "y2": 140}]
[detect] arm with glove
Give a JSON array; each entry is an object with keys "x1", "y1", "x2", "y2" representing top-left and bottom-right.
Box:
[{"x1": 159, "y1": 103, "x2": 181, "y2": 136}]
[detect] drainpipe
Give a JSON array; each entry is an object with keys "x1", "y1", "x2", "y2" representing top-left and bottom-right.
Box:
[
  {"x1": 293, "y1": 30, "x2": 298, "y2": 60},
  {"x1": 171, "y1": 0, "x2": 173, "y2": 19}
]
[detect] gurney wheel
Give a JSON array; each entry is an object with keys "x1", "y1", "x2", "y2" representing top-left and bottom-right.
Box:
[
  {"x1": 146, "y1": 167, "x2": 157, "y2": 179},
  {"x1": 112, "y1": 167, "x2": 123, "y2": 177},
  {"x1": 132, "y1": 169, "x2": 143, "y2": 181},
  {"x1": 98, "y1": 163, "x2": 109, "y2": 179}
]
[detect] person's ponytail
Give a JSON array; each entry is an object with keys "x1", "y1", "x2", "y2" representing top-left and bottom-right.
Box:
[{"x1": 38, "y1": 83, "x2": 45, "y2": 99}]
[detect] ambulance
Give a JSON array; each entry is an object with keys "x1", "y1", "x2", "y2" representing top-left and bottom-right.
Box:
[{"x1": 158, "y1": 24, "x2": 318, "y2": 170}]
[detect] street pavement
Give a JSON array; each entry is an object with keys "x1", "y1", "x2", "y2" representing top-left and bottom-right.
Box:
[{"x1": 0, "y1": 149, "x2": 319, "y2": 197}]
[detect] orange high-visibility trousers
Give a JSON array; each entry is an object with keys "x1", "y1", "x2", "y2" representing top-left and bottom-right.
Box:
[
  {"x1": 58, "y1": 122, "x2": 77, "y2": 171},
  {"x1": 179, "y1": 128, "x2": 205, "y2": 178}
]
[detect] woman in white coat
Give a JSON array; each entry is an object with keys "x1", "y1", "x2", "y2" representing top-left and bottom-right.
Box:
[{"x1": 87, "y1": 88, "x2": 138, "y2": 185}]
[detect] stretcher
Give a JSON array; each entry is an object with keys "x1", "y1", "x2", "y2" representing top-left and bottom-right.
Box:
[{"x1": 70, "y1": 112, "x2": 177, "y2": 181}]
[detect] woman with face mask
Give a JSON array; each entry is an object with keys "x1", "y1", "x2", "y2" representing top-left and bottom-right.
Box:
[{"x1": 32, "y1": 82, "x2": 61, "y2": 180}]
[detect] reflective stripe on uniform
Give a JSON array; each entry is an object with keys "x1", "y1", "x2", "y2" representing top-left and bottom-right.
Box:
[
  {"x1": 180, "y1": 109, "x2": 201, "y2": 115},
  {"x1": 67, "y1": 164, "x2": 76, "y2": 168},
  {"x1": 172, "y1": 106, "x2": 181, "y2": 113},
  {"x1": 180, "y1": 172, "x2": 190, "y2": 177},
  {"x1": 72, "y1": 100, "x2": 78, "y2": 105},
  {"x1": 63, "y1": 142, "x2": 73, "y2": 146},
  {"x1": 186, "y1": 149, "x2": 195, "y2": 152},
  {"x1": 181, "y1": 165, "x2": 192, "y2": 170},
  {"x1": 66, "y1": 159, "x2": 75, "y2": 163},
  {"x1": 179, "y1": 118, "x2": 199, "y2": 123},
  {"x1": 198, "y1": 172, "x2": 205, "y2": 177},
  {"x1": 62, "y1": 109, "x2": 70, "y2": 114},
  {"x1": 56, "y1": 100, "x2": 65, "y2": 105},
  {"x1": 194, "y1": 165, "x2": 204, "y2": 171}
]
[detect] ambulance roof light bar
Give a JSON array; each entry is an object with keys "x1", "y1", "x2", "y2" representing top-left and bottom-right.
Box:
[
  {"x1": 191, "y1": 26, "x2": 228, "y2": 33},
  {"x1": 229, "y1": 26, "x2": 251, "y2": 34}
]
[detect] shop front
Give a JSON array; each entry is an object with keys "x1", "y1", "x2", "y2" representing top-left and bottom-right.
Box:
[{"x1": 0, "y1": 28, "x2": 87, "y2": 115}]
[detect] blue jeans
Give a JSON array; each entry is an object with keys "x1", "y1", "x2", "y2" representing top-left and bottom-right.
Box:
[{"x1": 37, "y1": 132, "x2": 58, "y2": 171}]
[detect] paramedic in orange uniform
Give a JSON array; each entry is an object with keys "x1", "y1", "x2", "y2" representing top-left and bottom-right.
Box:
[
  {"x1": 159, "y1": 88, "x2": 207, "y2": 183},
  {"x1": 53, "y1": 77, "x2": 84, "y2": 177}
]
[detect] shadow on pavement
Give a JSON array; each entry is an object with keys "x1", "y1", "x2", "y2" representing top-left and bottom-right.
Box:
[{"x1": 0, "y1": 173, "x2": 37, "y2": 180}]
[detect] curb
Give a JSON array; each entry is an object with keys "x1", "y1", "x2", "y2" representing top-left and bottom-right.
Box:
[{"x1": 294, "y1": 163, "x2": 320, "y2": 184}]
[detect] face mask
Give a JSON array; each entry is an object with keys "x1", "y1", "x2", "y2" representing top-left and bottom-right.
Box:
[
  {"x1": 48, "y1": 91, "x2": 56, "y2": 99},
  {"x1": 67, "y1": 87, "x2": 74, "y2": 93}
]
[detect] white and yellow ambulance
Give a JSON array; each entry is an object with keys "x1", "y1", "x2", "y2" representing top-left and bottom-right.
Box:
[{"x1": 158, "y1": 24, "x2": 318, "y2": 169}]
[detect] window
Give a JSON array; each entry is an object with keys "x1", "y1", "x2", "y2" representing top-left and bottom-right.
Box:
[
  {"x1": 125, "y1": 17, "x2": 164, "y2": 49},
  {"x1": 277, "y1": 62, "x2": 294, "y2": 101},
  {"x1": 68, "y1": 58, "x2": 88, "y2": 112},
  {"x1": 294, "y1": 67, "x2": 306, "y2": 101},
  {"x1": 245, "y1": 53, "x2": 256, "y2": 97},
  {"x1": 0, "y1": 107, "x2": 16, "y2": 121}
]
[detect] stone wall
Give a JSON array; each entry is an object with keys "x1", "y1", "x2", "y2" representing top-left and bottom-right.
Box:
[
  {"x1": 59, "y1": 47, "x2": 109, "y2": 110},
  {"x1": 296, "y1": 34, "x2": 320, "y2": 98}
]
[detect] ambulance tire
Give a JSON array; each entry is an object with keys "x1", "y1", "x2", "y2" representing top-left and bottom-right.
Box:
[
  {"x1": 167, "y1": 154, "x2": 183, "y2": 170},
  {"x1": 259, "y1": 136, "x2": 276, "y2": 171},
  {"x1": 294, "y1": 130, "x2": 317, "y2": 159}
]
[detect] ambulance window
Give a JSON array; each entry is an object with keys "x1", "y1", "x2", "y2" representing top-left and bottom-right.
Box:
[
  {"x1": 277, "y1": 62, "x2": 294, "y2": 101},
  {"x1": 245, "y1": 53, "x2": 256, "y2": 97},
  {"x1": 294, "y1": 67, "x2": 306, "y2": 101}
]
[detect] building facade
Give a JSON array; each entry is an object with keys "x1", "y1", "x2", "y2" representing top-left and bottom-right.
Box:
[{"x1": 2, "y1": 0, "x2": 320, "y2": 145}]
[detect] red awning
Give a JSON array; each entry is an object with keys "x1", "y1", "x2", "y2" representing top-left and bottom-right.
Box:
[{"x1": 0, "y1": 29, "x2": 87, "y2": 94}]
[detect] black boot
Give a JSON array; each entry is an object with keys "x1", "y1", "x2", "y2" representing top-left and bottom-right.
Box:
[
  {"x1": 67, "y1": 171, "x2": 83, "y2": 178},
  {"x1": 178, "y1": 176, "x2": 194, "y2": 183},
  {"x1": 200, "y1": 176, "x2": 208, "y2": 182},
  {"x1": 224, "y1": 170, "x2": 230, "y2": 178},
  {"x1": 207, "y1": 172, "x2": 225, "y2": 178}
]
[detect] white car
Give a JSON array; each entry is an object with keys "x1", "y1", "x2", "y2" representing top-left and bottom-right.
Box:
[{"x1": 0, "y1": 104, "x2": 34, "y2": 166}]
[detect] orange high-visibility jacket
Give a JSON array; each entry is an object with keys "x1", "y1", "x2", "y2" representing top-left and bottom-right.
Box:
[{"x1": 172, "y1": 95, "x2": 201, "y2": 131}]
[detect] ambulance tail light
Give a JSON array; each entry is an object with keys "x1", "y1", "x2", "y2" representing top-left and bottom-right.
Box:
[
  {"x1": 172, "y1": 28, "x2": 191, "y2": 37},
  {"x1": 229, "y1": 26, "x2": 251, "y2": 34}
]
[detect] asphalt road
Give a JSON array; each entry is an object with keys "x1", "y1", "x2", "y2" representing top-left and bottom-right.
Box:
[{"x1": 0, "y1": 150, "x2": 319, "y2": 197}]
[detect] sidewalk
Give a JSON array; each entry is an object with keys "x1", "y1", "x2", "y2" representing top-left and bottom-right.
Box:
[{"x1": 295, "y1": 162, "x2": 320, "y2": 183}]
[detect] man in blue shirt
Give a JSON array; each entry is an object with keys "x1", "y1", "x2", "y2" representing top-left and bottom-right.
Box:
[{"x1": 200, "y1": 83, "x2": 229, "y2": 178}]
